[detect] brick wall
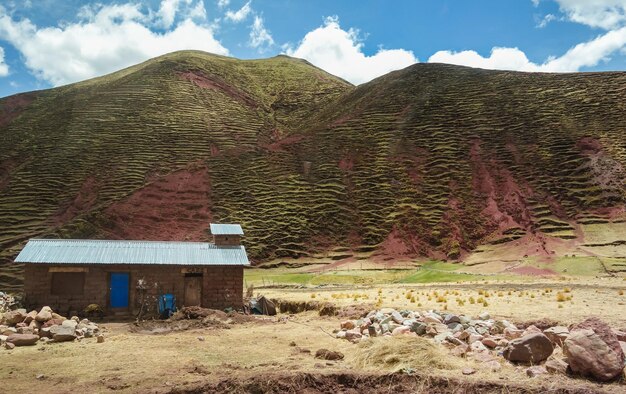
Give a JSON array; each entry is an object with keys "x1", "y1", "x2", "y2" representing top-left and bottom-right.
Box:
[{"x1": 24, "y1": 264, "x2": 244, "y2": 316}]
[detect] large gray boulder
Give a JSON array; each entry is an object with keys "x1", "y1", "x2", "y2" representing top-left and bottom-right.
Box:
[
  {"x1": 50, "y1": 325, "x2": 77, "y2": 342},
  {"x1": 564, "y1": 329, "x2": 624, "y2": 381},
  {"x1": 6, "y1": 333, "x2": 39, "y2": 346},
  {"x1": 502, "y1": 333, "x2": 554, "y2": 364}
]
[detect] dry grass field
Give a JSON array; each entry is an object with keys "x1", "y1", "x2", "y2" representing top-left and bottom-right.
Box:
[{"x1": 2, "y1": 276, "x2": 625, "y2": 393}]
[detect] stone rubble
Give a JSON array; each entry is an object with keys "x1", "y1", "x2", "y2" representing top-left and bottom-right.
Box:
[
  {"x1": 0, "y1": 306, "x2": 101, "y2": 348},
  {"x1": 334, "y1": 308, "x2": 626, "y2": 382}
]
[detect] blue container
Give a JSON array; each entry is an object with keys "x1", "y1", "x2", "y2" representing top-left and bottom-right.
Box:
[{"x1": 158, "y1": 294, "x2": 177, "y2": 319}]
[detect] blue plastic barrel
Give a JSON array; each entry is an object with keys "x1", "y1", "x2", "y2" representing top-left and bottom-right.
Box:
[{"x1": 158, "y1": 293, "x2": 177, "y2": 319}]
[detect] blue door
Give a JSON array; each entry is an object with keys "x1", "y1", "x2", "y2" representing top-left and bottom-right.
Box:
[{"x1": 110, "y1": 273, "x2": 129, "y2": 308}]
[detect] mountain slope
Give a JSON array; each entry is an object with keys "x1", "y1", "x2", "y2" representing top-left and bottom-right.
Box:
[{"x1": 1, "y1": 51, "x2": 625, "y2": 290}]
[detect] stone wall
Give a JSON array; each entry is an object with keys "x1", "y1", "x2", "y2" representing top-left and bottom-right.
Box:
[{"x1": 23, "y1": 264, "x2": 244, "y2": 316}]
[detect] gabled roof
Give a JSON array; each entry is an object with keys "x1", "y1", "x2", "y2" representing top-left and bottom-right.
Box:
[
  {"x1": 210, "y1": 223, "x2": 244, "y2": 235},
  {"x1": 15, "y1": 239, "x2": 249, "y2": 266}
]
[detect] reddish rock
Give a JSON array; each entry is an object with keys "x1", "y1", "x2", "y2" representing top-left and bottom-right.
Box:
[
  {"x1": 6, "y1": 334, "x2": 39, "y2": 346},
  {"x1": 564, "y1": 329, "x2": 624, "y2": 382},
  {"x1": 3, "y1": 310, "x2": 27, "y2": 325},
  {"x1": 526, "y1": 365, "x2": 547, "y2": 377},
  {"x1": 543, "y1": 326, "x2": 569, "y2": 347},
  {"x1": 340, "y1": 320, "x2": 355, "y2": 330},
  {"x1": 42, "y1": 319, "x2": 63, "y2": 328},
  {"x1": 570, "y1": 318, "x2": 624, "y2": 361},
  {"x1": 4, "y1": 342, "x2": 15, "y2": 350},
  {"x1": 545, "y1": 358, "x2": 568, "y2": 375},
  {"x1": 503, "y1": 333, "x2": 554, "y2": 364},
  {"x1": 481, "y1": 337, "x2": 498, "y2": 348}
]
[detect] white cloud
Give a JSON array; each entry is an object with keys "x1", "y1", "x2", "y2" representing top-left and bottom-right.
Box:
[
  {"x1": 0, "y1": 46, "x2": 8, "y2": 76},
  {"x1": 537, "y1": 13, "x2": 557, "y2": 28},
  {"x1": 249, "y1": 16, "x2": 273, "y2": 51},
  {"x1": 285, "y1": 17, "x2": 417, "y2": 85},
  {"x1": 554, "y1": 0, "x2": 626, "y2": 30},
  {"x1": 158, "y1": 0, "x2": 182, "y2": 28},
  {"x1": 217, "y1": 0, "x2": 230, "y2": 8},
  {"x1": 225, "y1": 1, "x2": 252, "y2": 23},
  {"x1": 0, "y1": 3, "x2": 228, "y2": 86},
  {"x1": 429, "y1": 26, "x2": 626, "y2": 72}
]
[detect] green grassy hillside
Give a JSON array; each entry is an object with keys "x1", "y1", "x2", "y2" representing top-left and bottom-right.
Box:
[{"x1": 1, "y1": 51, "x2": 624, "y2": 290}]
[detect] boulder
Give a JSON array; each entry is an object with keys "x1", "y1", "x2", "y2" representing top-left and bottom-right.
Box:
[
  {"x1": 478, "y1": 312, "x2": 490, "y2": 321},
  {"x1": 422, "y1": 314, "x2": 442, "y2": 324},
  {"x1": 6, "y1": 333, "x2": 39, "y2": 346},
  {"x1": 570, "y1": 318, "x2": 624, "y2": 361},
  {"x1": 35, "y1": 306, "x2": 53, "y2": 322},
  {"x1": 39, "y1": 327, "x2": 52, "y2": 339},
  {"x1": 564, "y1": 329, "x2": 624, "y2": 381},
  {"x1": 3, "y1": 309, "x2": 27, "y2": 325},
  {"x1": 481, "y1": 337, "x2": 498, "y2": 349},
  {"x1": 443, "y1": 314, "x2": 461, "y2": 325},
  {"x1": 5, "y1": 342, "x2": 15, "y2": 350},
  {"x1": 410, "y1": 321, "x2": 427, "y2": 335},
  {"x1": 42, "y1": 319, "x2": 63, "y2": 328},
  {"x1": 345, "y1": 330, "x2": 362, "y2": 343},
  {"x1": 51, "y1": 313, "x2": 66, "y2": 321},
  {"x1": 62, "y1": 320, "x2": 78, "y2": 329},
  {"x1": 391, "y1": 311, "x2": 404, "y2": 324},
  {"x1": 2, "y1": 327, "x2": 17, "y2": 336},
  {"x1": 470, "y1": 341, "x2": 488, "y2": 352},
  {"x1": 522, "y1": 325, "x2": 542, "y2": 337},
  {"x1": 502, "y1": 333, "x2": 554, "y2": 364},
  {"x1": 451, "y1": 343, "x2": 470, "y2": 357},
  {"x1": 50, "y1": 325, "x2": 77, "y2": 342},
  {"x1": 543, "y1": 326, "x2": 569, "y2": 347},
  {"x1": 545, "y1": 358, "x2": 568, "y2": 375},
  {"x1": 0, "y1": 334, "x2": 7, "y2": 343},
  {"x1": 426, "y1": 323, "x2": 448, "y2": 336},
  {"x1": 504, "y1": 327, "x2": 523, "y2": 340},
  {"x1": 392, "y1": 326, "x2": 411, "y2": 336},
  {"x1": 23, "y1": 310, "x2": 37, "y2": 325}
]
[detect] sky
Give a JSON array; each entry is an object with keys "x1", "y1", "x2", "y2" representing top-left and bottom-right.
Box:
[{"x1": 1, "y1": 0, "x2": 626, "y2": 97}]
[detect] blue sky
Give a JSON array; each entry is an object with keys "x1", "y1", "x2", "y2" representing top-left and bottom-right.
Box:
[{"x1": 1, "y1": 0, "x2": 626, "y2": 97}]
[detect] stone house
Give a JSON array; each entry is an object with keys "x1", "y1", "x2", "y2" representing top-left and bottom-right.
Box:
[{"x1": 15, "y1": 223, "x2": 249, "y2": 316}]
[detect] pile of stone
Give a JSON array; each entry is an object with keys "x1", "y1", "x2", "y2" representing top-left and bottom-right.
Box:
[
  {"x1": 0, "y1": 292, "x2": 17, "y2": 314},
  {"x1": 0, "y1": 306, "x2": 103, "y2": 349},
  {"x1": 336, "y1": 308, "x2": 626, "y2": 382}
]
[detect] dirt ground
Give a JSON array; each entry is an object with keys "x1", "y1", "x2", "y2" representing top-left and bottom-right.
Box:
[{"x1": 1, "y1": 279, "x2": 625, "y2": 393}]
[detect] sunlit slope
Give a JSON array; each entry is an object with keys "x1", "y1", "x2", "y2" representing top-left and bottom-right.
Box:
[{"x1": 1, "y1": 54, "x2": 625, "y2": 291}]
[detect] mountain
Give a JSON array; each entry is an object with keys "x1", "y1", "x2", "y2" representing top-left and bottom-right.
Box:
[{"x1": 1, "y1": 50, "x2": 624, "y2": 290}]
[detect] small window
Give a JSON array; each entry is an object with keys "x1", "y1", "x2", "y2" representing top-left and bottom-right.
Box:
[{"x1": 51, "y1": 273, "x2": 85, "y2": 295}]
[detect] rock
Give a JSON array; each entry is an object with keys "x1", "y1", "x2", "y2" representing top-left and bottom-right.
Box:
[
  {"x1": 16, "y1": 326, "x2": 34, "y2": 335},
  {"x1": 345, "y1": 330, "x2": 362, "y2": 342},
  {"x1": 0, "y1": 334, "x2": 7, "y2": 343},
  {"x1": 545, "y1": 358, "x2": 568, "y2": 375},
  {"x1": 422, "y1": 313, "x2": 442, "y2": 324},
  {"x1": 478, "y1": 312, "x2": 490, "y2": 320},
  {"x1": 39, "y1": 327, "x2": 52, "y2": 339},
  {"x1": 447, "y1": 322, "x2": 463, "y2": 333},
  {"x1": 340, "y1": 320, "x2": 355, "y2": 330},
  {"x1": 3, "y1": 309, "x2": 27, "y2": 325},
  {"x1": 97, "y1": 335, "x2": 105, "y2": 343},
  {"x1": 391, "y1": 311, "x2": 404, "y2": 324},
  {"x1": 468, "y1": 333, "x2": 484, "y2": 344},
  {"x1": 570, "y1": 317, "x2": 625, "y2": 361},
  {"x1": 6, "y1": 333, "x2": 39, "y2": 346},
  {"x1": 42, "y1": 319, "x2": 63, "y2": 328},
  {"x1": 462, "y1": 367, "x2": 476, "y2": 375},
  {"x1": 564, "y1": 328, "x2": 624, "y2": 381},
  {"x1": 526, "y1": 365, "x2": 547, "y2": 377},
  {"x1": 35, "y1": 306, "x2": 53, "y2": 322},
  {"x1": 62, "y1": 320, "x2": 78, "y2": 329},
  {"x1": 368, "y1": 326, "x2": 377, "y2": 337},
  {"x1": 543, "y1": 326, "x2": 569, "y2": 347},
  {"x1": 2, "y1": 327, "x2": 17, "y2": 336},
  {"x1": 481, "y1": 337, "x2": 498, "y2": 348},
  {"x1": 426, "y1": 323, "x2": 448, "y2": 336},
  {"x1": 379, "y1": 308, "x2": 396, "y2": 315},
  {"x1": 50, "y1": 313, "x2": 66, "y2": 321},
  {"x1": 197, "y1": 336, "x2": 205, "y2": 341},
  {"x1": 5, "y1": 342, "x2": 15, "y2": 350},
  {"x1": 451, "y1": 343, "x2": 469, "y2": 357},
  {"x1": 503, "y1": 333, "x2": 554, "y2": 364},
  {"x1": 36, "y1": 374, "x2": 45, "y2": 380},
  {"x1": 391, "y1": 326, "x2": 411, "y2": 336},
  {"x1": 522, "y1": 325, "x2": 542, "y2": 337},
  {"x1": 315, "y1": 349, "x2": 344, "y2": 360},
  {"x1": 50, "y1": 325, "x2": 76, "y2": 342},
  {"x1": 410, "y1": 321, "x2": 426, "y2": 335},
  {"x1": 470, "y1": 341, "x2": 488, "y2": 352},
  {"x1": 443, "y1": 314, "x2": 461, "y2": 325},
  {"x1": 504, "y1": 327, "x2": 523, "y2": 340},
  {"x1": 23, "y1": 310, "x2": 37, "y2": 325},
  {"x1": 71, "y1": 316, "x2": 80, "y2": 323},
  {"x1": 620, "y1": 341, "x2": 626, "y2": 356},
  {"x1": 445, "y1": 335, "x2": 464, "y2": 346},
  {"x1": 455, "y1": 330, "x2": 469, "y2": 341},
  {"x1": 336, "y1": 330, "x2": 346, "y2": 339}
]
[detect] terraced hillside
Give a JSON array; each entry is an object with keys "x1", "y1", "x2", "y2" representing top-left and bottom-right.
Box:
[{"x1": 1, "y1": 51, "x2": 625, "y2": 290}]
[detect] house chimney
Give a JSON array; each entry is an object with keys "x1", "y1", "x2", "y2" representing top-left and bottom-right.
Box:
[{"x1": 210, "y1": 223, "x2": 243, "y2": 246}]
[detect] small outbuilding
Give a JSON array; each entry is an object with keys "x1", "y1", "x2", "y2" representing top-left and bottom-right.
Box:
[{"x1": 15, "y1": 223, "x2": 249, "y2": 316}]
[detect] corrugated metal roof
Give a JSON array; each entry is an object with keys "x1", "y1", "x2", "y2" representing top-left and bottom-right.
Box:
[
  {"x1": 210, "y1": 223, "x2": 244, "y2": 235},
  {"x1": 15, "y1": 239, "x2": 249, "y2": 266}
]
